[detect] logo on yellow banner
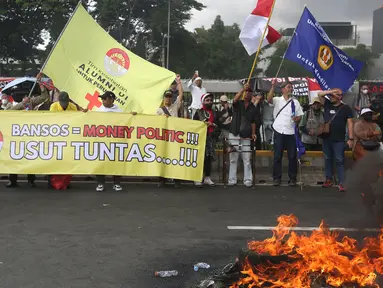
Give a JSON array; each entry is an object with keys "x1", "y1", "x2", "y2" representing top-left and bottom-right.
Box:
[
  {"x1": 104, "y1": 48, "x2": 130, "y2": 77},
  {"x1": 0, "y1": 112, "x2": 206, "y2": 181}
]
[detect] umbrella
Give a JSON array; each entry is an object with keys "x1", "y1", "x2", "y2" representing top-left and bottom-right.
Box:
[{"x1": 1, "y1": 77, "x2": 38, "y2": 94}]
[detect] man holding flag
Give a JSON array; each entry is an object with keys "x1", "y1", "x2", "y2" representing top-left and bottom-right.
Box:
[{"x1": 268, "y1": 80, "x2": 304, "y2": 187}]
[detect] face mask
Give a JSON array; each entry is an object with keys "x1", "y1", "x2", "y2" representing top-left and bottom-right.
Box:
[
  {"x1": 1, "y1": 99, "x2": 8, "y2": 105},
  {"x1": 362, "y1": 89, "x2": 368, "y2": 94}
]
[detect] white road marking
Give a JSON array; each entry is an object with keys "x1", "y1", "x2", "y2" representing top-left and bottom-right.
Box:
[{"x1": 227, "y1": 226, "x2": 381, "y2": 232}]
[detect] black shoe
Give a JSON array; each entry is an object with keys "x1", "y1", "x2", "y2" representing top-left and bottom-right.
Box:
[
  {"x1": 6, "y1": 181, "x2": 18, "y2": 188},
  {"x1": 174, "y1": 181, "x2": 181, "y2": 188},
  {"x1": 289, "y1": 180, "x2": 297, "y2": 187},
  {"x1": 28, "y1": 181, "x2": 37, "y2": 188},
  {"x1": 273, "y1": 179, "x2": 281, "y2": 186}
]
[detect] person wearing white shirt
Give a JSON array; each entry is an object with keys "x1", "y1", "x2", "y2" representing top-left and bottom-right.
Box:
[
  {"x1": 267, "y1": 80, "x2": 304, "y2": 187},
  {"x1": 187, "y1": 72, "x2": 207, "y2": 118}
]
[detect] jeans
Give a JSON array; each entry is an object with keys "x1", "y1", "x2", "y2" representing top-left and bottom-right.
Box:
[
  {"x1": 228, "y1": 133, "x2": 253, "y2": 185},
  {"x1": 323, "y1": 138, "x2": 345, "y2": 184},
  {"x1": 273, "y1": 132, "x2": 297, "y2": 181}
]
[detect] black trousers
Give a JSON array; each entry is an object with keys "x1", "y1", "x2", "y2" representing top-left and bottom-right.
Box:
[
  {"x1": 273, "y1": 132, "x2": 298, "y2": 181},
  {"x1": 96, "y1": 175, "x2": 121, "y2": 185},
  {"x1": 9, "y1": 174, "x2": 35, "y2": 183},
  {"x1": 204, "y1": 156, "x2": 212, "y2": 177}
]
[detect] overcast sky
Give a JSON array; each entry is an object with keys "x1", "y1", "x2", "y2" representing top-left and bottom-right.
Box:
[{"x1": 185, "y1": 0, "x2": 382, "y2": 45}]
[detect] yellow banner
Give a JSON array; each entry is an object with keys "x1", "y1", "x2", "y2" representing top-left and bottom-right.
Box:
[
  {"x1": 0, "y1": 112, "x2": 207, "y2": 181},
  {"x1": 43, "y1": 5, "x2": 175, "y2": 114}
]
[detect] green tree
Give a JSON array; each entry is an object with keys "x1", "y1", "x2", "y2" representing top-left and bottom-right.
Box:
[
  {"x1": 342, "y1": 44, "x2": 379, "y2": 80},
  {"x1": 190, "y1": 16, "x2": 264, "y2": 79}
]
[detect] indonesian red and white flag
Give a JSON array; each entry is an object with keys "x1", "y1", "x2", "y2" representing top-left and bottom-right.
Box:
[
  {"x1": 307, "y1": 78, "x2": 321, "y2": 103},
  {"x1": 239, "y1": 0, "x2": 281, "y2": 55}
]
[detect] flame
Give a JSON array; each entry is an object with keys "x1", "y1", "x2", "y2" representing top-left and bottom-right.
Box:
[{"x1": 230, "y1": 215, "x2": 383, "y2": 288}]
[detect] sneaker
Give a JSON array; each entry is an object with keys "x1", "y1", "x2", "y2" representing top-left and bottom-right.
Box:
[
  {"x1": 322, "y1": 180, "x2": 334, "y2": 188},
  {"x1": 96, "y1": 184, "x2": 104, "y2": 192},
  {"x1": 204, "y1": 177, "x2": 215, "y2": 186},
  {"x1": 339, "y1": 184, "x2": 346, "y2": 192},
  {"x1": 273, "y1": 179, "x2": 281, "y2": 186},
  {"x1": 5, "y1": 181, "x2": 18, "y2": 188},
  {"x1": 194, "y1": 181, "x2": 203, "y2": 188},
  {"x1": 113, "y1": 184, "x2": 123, "y2": 192},
  {"x1": 228, "y1": 182, "x2": 236, "y2": 187},
  {"x1": 244, "y1": 180, "x2": 253, "y2": 188},
  {"x1": 289, "y1": 180, "x2": 297, "y2": 187}
]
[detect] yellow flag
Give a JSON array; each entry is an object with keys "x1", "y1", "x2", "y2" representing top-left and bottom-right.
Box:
[{"x1": 43, "y1": 4, "x2": 175, "y2": 114}]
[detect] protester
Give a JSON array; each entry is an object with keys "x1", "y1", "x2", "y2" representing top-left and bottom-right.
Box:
[
  {"x1": 170, "y1": 80, "x2": 179, "y2": 103},
  {"x1": 353, "y1": 108, "x2": 382, "y2": 161},
  {"x1": 188, "y1": 72, "x2": 207, "y2": 118},
  {"x1": 267, "y1": 80, "x2": 304, "y2": 187},
  {"x1": 227, "y1": 84, "x2": 258, "y2": 187},
  {"x1": 48, "y1": 92, "x2": 78, "y2": 190},
  {"x1": 370, "y1": 93, "x2": 383, "y2": 132},
  {"x1": 353, "y1": 84, "x2": 371, "y2": 116},
  {"x1": 317, "y1": 88, "x2": 354, "y2": 192},
  {"x1": 6, "y1": 82, "x2": 49, "y2": 188},
  {"x1": 259, "y1": 94, "x2": 274, "y2": 145},
  {"x1": 50, "y1": 92, "x2": 78, "y2": 111},
  {"x1": 0, "y1": 94, "x2": 14, "y2": 110},
  {"x1": 95, "y1": 91, "x2": 124, "y2": 192},
  {"x1": 157, "y1": 75, "x2": 184, "y2": 188},
  {"x1": 252, "y1": 92, "x2": 264, "y2": 150},
  {"x1": 299, "y1": 96, "x2": 324, "y2": 151},
  {"x1": 10, "y1": 82, "x2": 49, "y2": 111},
  {"x1": 216, "y1": 95, "x2": 232, "y2": 141},
  {"x1": 193, "y1": 93, "x2": 217, "y2": 187}
]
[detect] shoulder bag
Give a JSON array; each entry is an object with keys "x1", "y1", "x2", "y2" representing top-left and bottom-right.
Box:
[
  {"x1": 319, "y1": 105, "x2": 343, "y2": 137},
  {"x1": 161, "y1": 106, "x2": 171, "y2": 116}
]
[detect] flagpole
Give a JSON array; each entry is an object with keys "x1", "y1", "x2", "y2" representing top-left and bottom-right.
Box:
[
  {"x1": 27, "y1": 0, "x2": 83, "y2": 97},
  {"x1": 246, "y1": 0, "x2": 278, "y2": 85},
  {"x1": 274, "y1": 5, "x2": 306, "y2": 79}
]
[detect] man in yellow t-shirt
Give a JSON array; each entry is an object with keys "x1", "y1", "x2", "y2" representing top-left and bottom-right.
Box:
[{"x1": 50, "y1": 92, "x2": 78, "y2": 111}]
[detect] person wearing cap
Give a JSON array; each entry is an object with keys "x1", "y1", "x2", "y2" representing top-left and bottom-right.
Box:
[
  {"x1": 193, "y1": 92, "x2": 217, "y2": 187},
  {"x1": 267, "y1": 80, "x2": 304, "y2": 187},
  {"x1": 353, "y1": 107, "x2": 382, "y2": 161},
  {"x1": 216, "y1": 95, "x2": 232, "y2": 140},
  {"x1": 157, "y1": 75, "x2": 184, "y2": 188},
  {"x1": 95, "y1": 91, "x2": 123, "y2": 192},
  {"x1": 353, "y1": 84, "x2": 371, "y2": 116},
  {"x1": 299, "y1": 96, "x2": 324, "y2": 151},
  {"x1": 49, "y1": 92, "x2": 78, "y2": 111},
  {"x1": 188, "y1": 72, "x2": 207, "y2": 118},
  {"x1": 227, "y1": 84, "x2": 259, "y2": 187},
  {"x1": 317, "y1": 88, "x2": 354, "y2": 192}
]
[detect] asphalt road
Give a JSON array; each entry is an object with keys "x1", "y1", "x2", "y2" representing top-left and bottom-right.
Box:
[{"x1": 0, "y1": 183, "x2": 380, "y2": 288}]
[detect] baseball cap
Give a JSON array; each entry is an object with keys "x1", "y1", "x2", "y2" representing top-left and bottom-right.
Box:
[
  {"x1": 194, "y1": 77, "x2": 202, "y2": 82},
  {"x1": 220, "y1": 95, "x2": 228, "y2": 102},
  {"x1": 163, "y1": 89, "x2": 173, "y2": 97},
  {"x1": 59, "y1": 92, "x2": 70, "y2": 104},
  {"x1": 309, "y1": 96, "x2": 321, "y2": 105},
  {"x1": 99, "y1": 91, "x2": 116, "y2": 100},
  {"x1": 360, "y1": 107, "x2": 373, "y2": 116}
]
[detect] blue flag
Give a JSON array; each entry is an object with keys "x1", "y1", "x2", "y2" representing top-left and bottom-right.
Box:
[
  {"x1": 291, "y1": 100, "x2": 305, "y2": 159},
  {"x1": 285, "y1": 7, "x2": 364, "y2": 92}
]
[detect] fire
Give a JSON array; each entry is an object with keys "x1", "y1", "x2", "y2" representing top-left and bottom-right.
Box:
[{"x1": 230, "y1": 215, "x2": 383, "y2": 288}]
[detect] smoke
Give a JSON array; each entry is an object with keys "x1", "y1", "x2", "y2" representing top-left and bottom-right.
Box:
[{"x1": 345, "y1": 150, "x2": 383, "y2": 228}]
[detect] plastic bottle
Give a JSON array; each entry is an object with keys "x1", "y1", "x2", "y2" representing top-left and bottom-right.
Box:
[
  {"x1": 193, "y1": 262, "x2": 210, "y2": 271},
  {"x1": 154, "y1": 270, "x2": 178, "y2": 277}
]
